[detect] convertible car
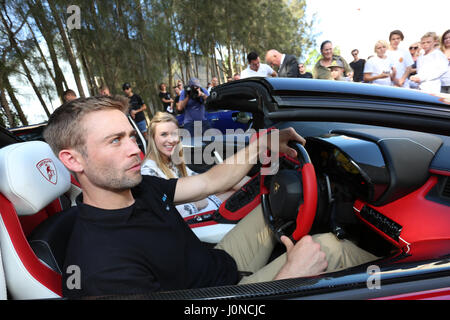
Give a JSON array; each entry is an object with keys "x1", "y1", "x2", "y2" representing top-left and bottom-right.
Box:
[{"x1": 0, "y1": 78, "x2": 449, "y2": 300}]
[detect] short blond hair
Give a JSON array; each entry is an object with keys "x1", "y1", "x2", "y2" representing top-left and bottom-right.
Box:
[
  {"x1": 421, "y1": 32, "x2": 439, "y2": 42},
  {"x1": 44, "y1": 95, "x2": 129, "y2": 157},
  {"x1": 374, "y1": 40, "x2": 388, "y2": 52}
]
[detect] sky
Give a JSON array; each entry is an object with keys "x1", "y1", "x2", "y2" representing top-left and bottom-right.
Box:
[
  {"x1": 305, "y1": 0, "x2": 450, "y2": 65},
  {"x1": 9, "y1": 0, "x2": 450, "y2": 125}
]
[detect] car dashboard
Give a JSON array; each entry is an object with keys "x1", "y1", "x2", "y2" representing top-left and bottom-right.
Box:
[
  {"x1": 300, "y1": 127, "x2": 449, "y2": 253},
  {"x1": 306, "y1": 134, "x2": 389, "y2": 204}
]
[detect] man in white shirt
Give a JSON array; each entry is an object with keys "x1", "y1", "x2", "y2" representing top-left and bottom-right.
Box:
[
  {"x1": 386, "y1": 30, "x2": 414, "y2": 88},
  {"x1": 241, "y1": 52, "x2": 277, "y2": 79},
  {"x1": 410, "y1": 32, "x2": 449, "y2": 93}
]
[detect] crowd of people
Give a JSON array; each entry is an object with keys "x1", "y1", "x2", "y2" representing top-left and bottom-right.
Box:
[
  {"x1": 148, "y1": 29, "x2": 449, "y2": 142},
  {"x1": 61, "y1": 29, "x2": 449, "y2": 146},
  {"x1": 302, "y1": 29, "x2": 449, "y2": 94}
]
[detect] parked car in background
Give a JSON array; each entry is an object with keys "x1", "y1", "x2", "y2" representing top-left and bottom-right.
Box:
[{"x1": 176, "y1": 109, "x2": 252, "y2": 134}]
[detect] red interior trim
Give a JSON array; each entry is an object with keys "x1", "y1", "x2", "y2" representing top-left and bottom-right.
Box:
[
  {"x1": 184, "y1": 211, "x2": 219, "y2": 228},
  {"x1": 0, "y1": 193, "x2": 62, "y2": 296},
  {"x1": 292, "y1": 162, "x2": 318, "y2": 241},
  {"x1": 429, "y1": 169, "x2": 450, "y2": 176},
  {"x1": 218, "y1": 174, "x2": 261, "y2": 221},
  {"x1": 354, "y1": 176, "x2": 450, "y2": 250},
  {"x1": 372, "y1": 287, "x2": 450, "y2": 300},
  {"x1": 70, "y1": 175, "x2": 81, "y2": 188},
  {"x1": 218, "y1": 193, "x2": 261, "y2": 222}
]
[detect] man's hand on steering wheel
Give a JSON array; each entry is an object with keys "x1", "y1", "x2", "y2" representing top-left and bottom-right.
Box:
[
  {"x1": 267, "y1": 127, "x2": 306, "y2": 158},
  {"x1": 274, "y1": 235, "x2": 328, "y2": 280},
  {"x1": 261, "y1": 128, "x2": 318, "y2": 242}
]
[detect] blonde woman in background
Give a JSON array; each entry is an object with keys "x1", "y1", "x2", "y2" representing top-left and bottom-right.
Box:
[{"x1": 141, "y1": 112, "x2": 248, "y2": 218}]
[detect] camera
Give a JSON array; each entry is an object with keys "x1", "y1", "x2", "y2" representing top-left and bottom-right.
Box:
[{"x1": 184, "y1": 85, "x2": 201, "y2": 101}]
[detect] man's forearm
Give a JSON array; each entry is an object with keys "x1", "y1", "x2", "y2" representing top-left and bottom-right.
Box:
[{"x1": 174, "y1": 127, "x2": 302, "y2": 205}]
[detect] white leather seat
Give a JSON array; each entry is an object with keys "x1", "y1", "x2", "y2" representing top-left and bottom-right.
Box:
[{"x1": 0, "y1": 141, "x2": 71, "y2": 299}]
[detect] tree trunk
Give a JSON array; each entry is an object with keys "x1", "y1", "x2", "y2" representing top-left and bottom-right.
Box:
[
  {"x1": 25, "y1": 17, "x2": 67, "y2": 102},
  {"x1": 47, "y1": 0, "x2": 85, "y2": 98},
  {"x1": 72, "y1": 31, "x2": 96, "y2": 95},
  {"x1": 28, "y1": 0, "x2": 68, "y2": 103},
  {"x1": 4, "y1": 76, "x2": 28, "y2": 125},
  {"x1": 0, "y1": 87, "x2": 15, "y2": 127},
  {"x1": 0, "y1": 9, "x2": 51, "y2": 118}
]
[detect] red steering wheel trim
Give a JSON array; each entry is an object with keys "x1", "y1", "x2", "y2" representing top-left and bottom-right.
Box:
[{"x1": 292, "y1": 162, "x2": 318, "y2": 241}]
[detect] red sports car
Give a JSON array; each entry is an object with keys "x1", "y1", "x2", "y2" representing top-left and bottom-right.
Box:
[{"x1": 0, "y1": 78, "x2": 449, "y2": 301}]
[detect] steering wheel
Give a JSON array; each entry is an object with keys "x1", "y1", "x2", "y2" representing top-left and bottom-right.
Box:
[{"x1": 261, "y1": 141, "x2": 318, "y2": 242}]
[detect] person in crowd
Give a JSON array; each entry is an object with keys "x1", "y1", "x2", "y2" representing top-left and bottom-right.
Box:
[
  {"x1": 298, "y1": 63, "x2": 312, "y2": 78},
  {"x1": 123, "y1": 82, "x2": 148, "y2": 138},
  {"x1": 99, "y1": 85, "x2": 111, "y2": 96},
  {"x1": 177, "y1": 78, "x2": 210, "y2": 136},
  {"x1": 408, "y1": 42, "x2": 421, "y2": 89},
  {"x1": 312, "y1": 41, "x2": 352, "y2": 80},
  {"x1": 62, "y1": 89, "x2": 77, "y2": 103},
  {"x1": 265, "y1": 49, "x2": 300, "y2": 77},
  {"x1": 410, "y1": 32, "x2": 448, "y2": 94},
  {"x1": 363, "y1": 40, "x2": 396, "y2": 86},
  {"x1": 386, "y1": 30, "x2": 414, "y2": 88},
  {"x1": 208, "y1": 77, "x2": 219, "y2": 93},
  {"x1": 141, "y1": 112, "x2": 248, "y2": 217},
  {"x1": 172, "y1": 85, "x2": 181, "y2": 114},
  {"x1": 439, "y1": 29, "x2": 450, "y2": 94},
  {"x1": 158, "y1": 83, "x2": 174, "y2": 114},
  {"x1": 227, "y1": 76, "x2": 233, "y2": 82},
  {"x1": 43, "y1": 95, "x2": 377, "y2": 298},
  {"x1": 349, "y1": 49, "x2": 365, "y2": 82},
  {"x1": 328, "y1": 60, "x2": 351, "y2": 81},
  {"x1": 241, "y1": 52, "x2": 277, "y2": 79},
  {"x1": 233, "y1": 73, "x2": 241, "y2": 81},
  {"x1": 409, "y1": 42, "x2": 421, "y2": 75}
]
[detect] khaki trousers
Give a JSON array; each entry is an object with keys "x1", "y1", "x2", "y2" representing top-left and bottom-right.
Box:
[{"x1": 215, "y1": 205, "x2": 377, "y2": 284}]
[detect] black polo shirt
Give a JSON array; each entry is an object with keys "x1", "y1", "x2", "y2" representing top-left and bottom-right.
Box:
[{"x1": 62, "y1": 176, "x2": 238, "y2": 298}]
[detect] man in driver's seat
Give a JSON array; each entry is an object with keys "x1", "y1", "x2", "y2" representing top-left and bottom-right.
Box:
[{"x1": 43, "y1": 96, "x2": 377, "y2": 298}]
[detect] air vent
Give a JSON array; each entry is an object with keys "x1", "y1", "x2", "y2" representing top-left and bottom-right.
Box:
[
  {"x1": 442, "y1": 177, "x2": 450, "y2": 199},
  {"x1": 360, "y1": 205, "x2": 402, "y2": 241}
]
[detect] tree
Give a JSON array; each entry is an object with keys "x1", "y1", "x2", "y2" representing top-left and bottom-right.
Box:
[
  {"x1": 0, "y1": 2, "x2": 50, "y2": 119},
  {"x1": 1, "y1": 0, "x2": 317, "y2": 124},
  {"x1": 47, "y1": 0, "x2": 85, "y2": 97}
]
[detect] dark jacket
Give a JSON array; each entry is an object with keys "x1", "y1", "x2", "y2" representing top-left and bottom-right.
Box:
[{"x1": 278, "y1": 54, "x2": 300, "y2": 78}]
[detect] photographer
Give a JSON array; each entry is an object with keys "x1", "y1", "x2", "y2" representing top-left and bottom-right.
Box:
[{"x1": 177, "y1": 78, "x2": 211, "y2": 136}]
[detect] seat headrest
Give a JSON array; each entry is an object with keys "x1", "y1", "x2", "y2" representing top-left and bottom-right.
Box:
[{"x1": 0, "y1": 141, "x2": 71, "y2": 216}]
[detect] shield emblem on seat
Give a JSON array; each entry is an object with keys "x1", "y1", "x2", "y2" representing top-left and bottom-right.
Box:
[{"x1": 36, "y1": 158, "x2": 58, "y2": 185}]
